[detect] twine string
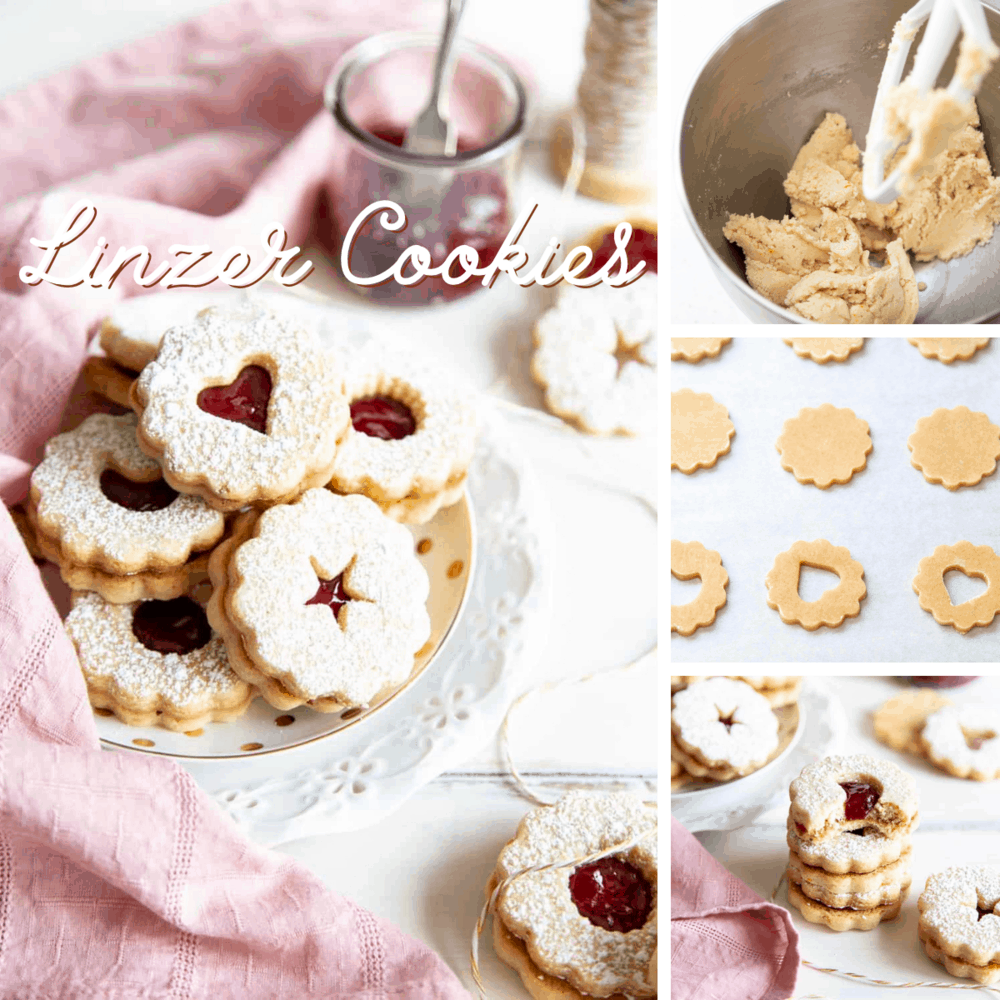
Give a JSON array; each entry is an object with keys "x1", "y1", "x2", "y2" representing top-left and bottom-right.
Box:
[
  {"x1": 469, "y1": 825, "x2": 656, "y2": 1000},
  {"x1": 575, "y1": 0, "x2": 657, "y2": 172},
  {"x1": 772, "y1": 872, "x2": 1000, "y2": 996}
]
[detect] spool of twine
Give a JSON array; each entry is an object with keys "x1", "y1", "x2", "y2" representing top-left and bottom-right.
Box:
[{"x1": 552, "y1": 0, "x2": 657, "y2": 204}]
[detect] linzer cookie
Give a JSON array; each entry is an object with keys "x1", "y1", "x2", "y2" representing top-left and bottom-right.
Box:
[
  {"x1": 132, "y1": 302, "x2": 349, "y2": 511},
  {"x1": 873, "y1": 688, "x2": 954, "y2": 754},
  {"x1": 326, "y1": 347, "x2": 477, "y2": 524},
  {"x1": 789, "y1": 755, "x2": 918, "y2": 842},
  {"x1": 488, "y1": 791, "x2": 657, "y2": 1000},
  {"x1": 920, "y1": 705, "x2": 1000, "y2": 781},
  {"x1": 908, "y1": 406, "x2": 1000, "y2": 490},
  {"x1": 530, "y1": 277, "x2": 656, "y2": 437},
  {"x1": 909, "y1": 338, "x2": 990, "y2": 363},
  {"x1": 912, "y1": 542, "x2": 1000, "y2": 633},
  {"x1": 671, "y1": 389, "x2": 734, "y2": 473},
  {"x1": 670, "y1": 540, "x2": 728, "y2": 636},
  {"x1": 783, "y1": 338, "x2": 864, "y2": 363},
  {"x1": 65, "y1": 589, "x2": 254, "y2": 731},
  {"x1": 786, "y1": 817, "x2": 911, "y2": 874},
  {"x1": 787, "y1": 846, "x2": 912, "y2": 909},
  {"x1": 670, "y1": 338, "x2": 730, "y2": 362},
  {"x1": 775, "y1": 404, "x2": 872, "y2": 489},
  {"x1": 735, "y1": 675, "x2": 803, "y2": 709},
  {"x1": 207, "y1": 489, "x2": 430, "y2": 712},
  {"x1": 787, "y1": 880, "x2": 903, "y2": 931},
  {"x1": 671, "y1": 677, "x2": 779, "y2": 781},
  {"x1": 28, "y1": 412, "x2": 224, "y2": 596},
  {"x1": 919, "y1": 866, "x2": 1000, "y2": 984},
  {"x1": 765, "y1": 540, "x2": 866, "y2": 630},
  {"x1": 100, "y1": 289, "x2": 244, "y2": 373}
]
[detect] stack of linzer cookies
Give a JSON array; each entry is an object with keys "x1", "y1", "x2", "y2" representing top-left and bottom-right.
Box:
[
  {"x1": 15, "y1": 291, "x2": 478, "y2": 733},
  {"x1": 670, "y1": 675, "x2": 802, "y2": 790},
  {"x1": 785, "y1": 753, "x2": 1000, "y2": 987}
]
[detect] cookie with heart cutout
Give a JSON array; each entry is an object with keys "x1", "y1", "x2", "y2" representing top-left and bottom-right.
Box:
[
  {"x1": 65, "y1": 587, "x2": 254, "y2": 731},
  {"x1": 325, "y1": 345, "x2": 478, "y2": 524},
  {"x1": 920, "y1": 705, "x2": 1000, "y2": 781},
  {"x1": 789, "y1": 754, "x2": 919, "y2": 843},
  {"x1": 207, "y1": 489, "x2": 430, "y2": 713},
  {"x1": 488, "y1": 790, "x2": 657, "y2": 1000},
  {"x1": 131, "y1": 301, "x2": 349, "y2": 512},
  {"x1": 28, "y1": 412, "x2": 225, "y2": 584}
]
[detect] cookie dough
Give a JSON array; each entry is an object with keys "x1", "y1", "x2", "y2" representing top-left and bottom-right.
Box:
[{"x1": 724, "y1": 108, "x2": 1000, "y2": 323}]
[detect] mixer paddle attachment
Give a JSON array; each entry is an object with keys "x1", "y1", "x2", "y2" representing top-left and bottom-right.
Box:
[{"x1": 862, "y1": 0, "x2": 998, "y2": 204}]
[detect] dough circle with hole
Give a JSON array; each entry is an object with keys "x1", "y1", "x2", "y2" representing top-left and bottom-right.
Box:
[
  {"x1": 670, "y1": 540, "x2": 728, "y2": 636},
  {"x1": 912, "y1": 541, "x2": 1000, "y2": 633},
  {"x1": 765, "y1": 540, "x2": 866, "y2": 630}
]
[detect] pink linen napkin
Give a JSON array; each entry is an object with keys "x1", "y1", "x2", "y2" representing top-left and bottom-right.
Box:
[
  {"x1": 671, "y1": 817, "x2": 799, "y2": 1000},
  {"x1": 0, "y1": 2, "x2": 474, "y2": 996}
]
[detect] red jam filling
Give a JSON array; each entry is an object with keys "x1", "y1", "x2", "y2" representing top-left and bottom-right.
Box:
[
  {"x1": 131, "y1": 596, "x2": 212, "y2": 655},
  {"x1": 197, "y1": 365, "x2": 271, "y2": 434},
  {"x1": 337, "y1": 123, "x2": 510, "y2": 304},
  {"x1": 978, "y1": 905, "x2": 995, "y2": 921},
  {"x1": 795, "y1": 822, "x2": 806, "y2": 834},
  {"x1": 718, "y1": 711, "x2": 737, "y2": 732},
  {"x1": 839, "y1": 781, "x2": 880, "y2": 821},
  {"x1": 99, "y1": 469, "x2": 177, "y2": 512},
  {"x1": 350, "y1": 396, "x2": 416, "y2": 440},
  {"x1": 305, "y1": 572, "x2": 351, "y2": 620},
  {"x1": 568, "y1": 857, "x2": 651, "y2": 934},
  {"x1": 586, "y1": 225, "x2": 658, "y2": 277}
]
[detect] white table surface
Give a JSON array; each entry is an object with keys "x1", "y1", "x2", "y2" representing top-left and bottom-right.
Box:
[
  {"x1": 690, "y1": 675, "x2": 1000, "y2": 1000},
  {"x1": 1, "y1": 3, "x2": 660, "y2": 997}
]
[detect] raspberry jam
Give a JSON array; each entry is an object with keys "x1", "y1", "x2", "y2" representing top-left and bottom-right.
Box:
[
  {"x1": 718, "y1": 711, "x2": 737, "y2": 732},
  {"x1": 131, "y1": 597, "x2": 212, "y2": 655},
  {"x1": 568, "y1": 858, "x2": 651, "y2": 934},
  {"x1": 100, "y1": 469, "x2": 178, "y2": 511},
  {"x1": 335, "y1": 124, "x2": 510, "y2": 305},
  {"x1": 795, "y1": 822, "x2": 806, "y2": 834},
  {"x1": 839, "y1": 781, "x2": 880, "y2": 820},
  {"x1": 306, "y1": 572, "x2": 351, "y2": 620},
  {"x1": 350, "y1": 396, "x2": 417, "y2": 440},
  {"x1": 586, "y1": 226, "x2": 658, "y2": 277},
  {"x1": 197, "y1": 365, "x2": 272, "y2": 434},
  {"x1": 978, "y1": 905, "x2": 995, "y2": 921}
]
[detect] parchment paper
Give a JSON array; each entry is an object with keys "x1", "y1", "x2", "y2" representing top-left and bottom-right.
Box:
[{"x1": 671, "y1": 337, "x2": 1000, "y2": 662}]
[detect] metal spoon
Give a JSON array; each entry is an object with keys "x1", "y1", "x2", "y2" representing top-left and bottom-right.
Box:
[{"x1": 404, "y1": 0, "x2": 467, "y2": 156}]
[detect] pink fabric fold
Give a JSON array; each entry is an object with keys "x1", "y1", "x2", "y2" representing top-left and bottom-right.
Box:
[
  {"x1": 0, "y1": 2, "x2": 473, "y2": 996},
  {"x1": 671, "y1": 817, "x2": 799, "y2": 1000}
]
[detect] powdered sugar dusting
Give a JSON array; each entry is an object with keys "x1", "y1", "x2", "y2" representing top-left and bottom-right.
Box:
[
  {"x1": 328, "y1": 343, "x2": 479, "y2": 501},
  {"x1": 671, "y1": 677, "x2": 779, "y2": 770},
  {"x1": 532, "y1": 274, "x2": 657, "y2": 435},
  {"x1": 31, "y1": 413, "x2": 224, "y2": 573},
  {"x1": 135, "y1": 301, "x2": 348, "y2": 503},
  {"x1": 920, "y1": 866, "x2": 1000, "y2": 964},
  {"x1": 497, "y1": 791, "x2": 656, "y2": 995},
  {"x1": 788, "y1": 818, "x2": 908, "y2": 871},
  {"x1": 229, "y1": 490, "x2": 430, "y2": 704},
  {"x1": 66, "y1": 591, "x2": 248, "y2": 710},
  {"x1": 103, "y1": 289, "x2": 248, "y2": 360},
  {"x1": 923, "y1": 705, "x2": 1000, "y2": 776},
  {"x1": 789, "y1": 754, "x2": 918, "y2": 830}
]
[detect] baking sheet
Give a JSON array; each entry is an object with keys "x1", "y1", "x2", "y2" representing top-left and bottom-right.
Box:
[{"x1": 671, "y1": 337, "x2": 1000, "y2": 662}]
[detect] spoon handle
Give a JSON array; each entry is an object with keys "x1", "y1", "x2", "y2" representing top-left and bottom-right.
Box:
[{"x1": 429, "y1": 0, "x2": 467, "y2": 117}]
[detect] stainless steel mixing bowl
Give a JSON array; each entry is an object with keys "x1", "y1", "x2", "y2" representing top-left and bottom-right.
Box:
[{"x1": 677, "y1": 0, "x2": 1000, "y2": 324}]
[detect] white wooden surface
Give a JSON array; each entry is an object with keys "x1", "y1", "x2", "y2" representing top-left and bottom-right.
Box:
[
  {"x1": 692, "y1": 675, "x2": 1000, "y2": 1000},
  {"x1": 1, "y1": 3, "x2": 659, "y2": 996}
]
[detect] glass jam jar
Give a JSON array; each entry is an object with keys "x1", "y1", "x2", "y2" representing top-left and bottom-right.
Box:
[{"x1": 323, "y1": 31, "x2": 528, "y2": 305}]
